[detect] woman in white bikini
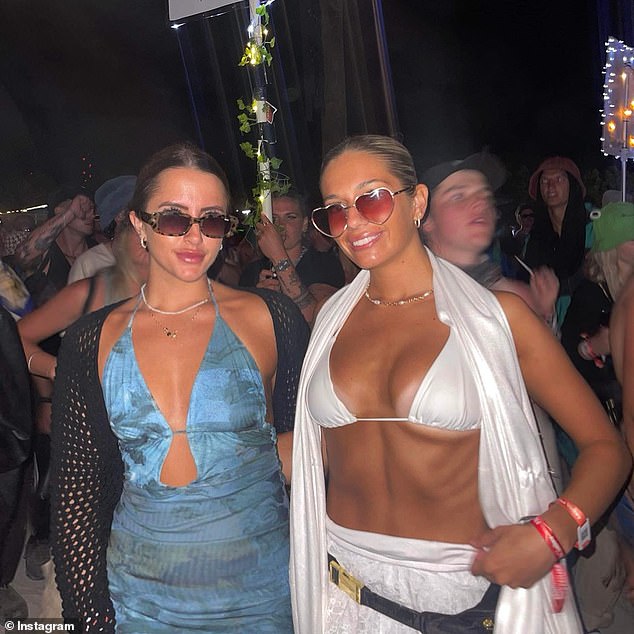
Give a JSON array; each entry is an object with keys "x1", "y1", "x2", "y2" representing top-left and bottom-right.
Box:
[{"x1": 290, "y1": 135, "x2": 631, "y2": 633}]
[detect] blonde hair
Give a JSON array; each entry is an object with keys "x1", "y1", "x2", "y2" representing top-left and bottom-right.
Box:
[{"x1": 584, "y1": 249, "x2": 626, "y2": 300}]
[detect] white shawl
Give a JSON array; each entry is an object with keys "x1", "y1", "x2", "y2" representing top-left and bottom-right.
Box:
[{"x1": 289, "y1": 249, "x2": 582, "y2": 633}]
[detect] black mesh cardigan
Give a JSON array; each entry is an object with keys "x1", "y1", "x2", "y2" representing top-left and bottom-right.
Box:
[{"x1": 50, "y1": 289, "x2": 309, "y2": 631}]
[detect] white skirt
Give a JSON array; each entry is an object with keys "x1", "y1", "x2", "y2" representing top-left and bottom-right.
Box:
[{"x1": 325, "y1": 516, "x2": 490, "y2": 633}]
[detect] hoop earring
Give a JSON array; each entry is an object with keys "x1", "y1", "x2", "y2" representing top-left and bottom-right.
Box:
[
  {"x1": 414, "y1": 217, "x2": 421, "y2": 229},
  {"x1": 140, "y1": 235, "x2": 147, "y2": 250}
]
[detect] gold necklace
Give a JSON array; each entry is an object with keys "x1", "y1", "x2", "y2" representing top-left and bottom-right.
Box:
[
  {"x1": 148, "y1": 304, "x2": 206, "y2": 339},
  {"x1": 141, "y1": 281, "x2": 211, "y2": 315},
  {"x1": 143, "y1": 280, "x2": 212, "y2": 338},
  {"x1": 364, "y1": 284, "x2": 434, "y2": 307}
]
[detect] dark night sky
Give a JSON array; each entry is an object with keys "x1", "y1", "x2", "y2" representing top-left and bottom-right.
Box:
[{"x1": 0, "y1": 0, "x2": 619, "y2": 209}]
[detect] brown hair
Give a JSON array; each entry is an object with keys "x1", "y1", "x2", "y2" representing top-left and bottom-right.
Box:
[
  {"x1": 321, "y1": 135, "x2": 418, "y2": 190},
  {"x1": 131, "y1": 142, "x2": 230, "y2": 215}
]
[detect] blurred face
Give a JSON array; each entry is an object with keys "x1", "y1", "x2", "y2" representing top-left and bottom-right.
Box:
[
  {"x1": 517, "y1": 206, "x2": 535, "y2": 234},
  {"x1": 319, "y1": 150, "x2": 427, "y2": 270},
  {"x1": 422, "y1": 170, "x2": 496, "y2": 261},
  {"x1": 539, "y1": 169, "x2": 570, "y2": 209},
  {"x1": 68, "y1": 194, "x2": 96, "y2": 236},
  {"x1": 616, "y1": 240, "x2": 634, "y2": 267},
  {"x1": 272, "y1": 197, "x2": 307, "y2": 251},
  {"x1": 130, "y1": 167, "x2": 229, "y2": 283}
]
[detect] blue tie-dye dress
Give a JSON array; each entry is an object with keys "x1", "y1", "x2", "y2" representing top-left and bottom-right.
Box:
[{"x1": 101, "y1": 298, "x2": 292, "y2": 633}]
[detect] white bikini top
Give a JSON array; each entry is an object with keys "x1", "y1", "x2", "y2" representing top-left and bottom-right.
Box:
[{"x1": 306, "y1": 327, "x2": 481, "y2": 430}]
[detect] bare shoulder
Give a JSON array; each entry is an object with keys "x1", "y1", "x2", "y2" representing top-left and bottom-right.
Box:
[
  {"x1": 213, "y1": 283, "x2": 274, "y2": 332},
  {"x1": 492, "y1": 289, "x2": 535, "y2": 324},
  {"x1": 611, "y1": 275, "x2": 634, "y2": 338},
  {"x1": 100, "y1": 297, "x2": 138, "y2": 346},
  {"x1": 616, "y1": 274, "x2": 634, "y2": 312},
  {"x1": 492, "y1": 288, "x2": 553, "y2": 353}
]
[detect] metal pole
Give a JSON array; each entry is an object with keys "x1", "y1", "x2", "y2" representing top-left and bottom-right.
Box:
[
  {"x1": 371, "y1": 0, "x2": 399, "y2": 137},
  {"x1": 249, "y1": 0, "x2": 272, "y2": 220}
]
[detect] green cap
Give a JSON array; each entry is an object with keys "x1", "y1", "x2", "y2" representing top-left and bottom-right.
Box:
[{"x1": 591, "y1": 202, "x2": 634, "y2": 252}]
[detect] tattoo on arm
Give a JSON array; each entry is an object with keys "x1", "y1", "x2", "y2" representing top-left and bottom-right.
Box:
[
  {"x1": 293, "y1": 290, "x2": 313, "y2": 310},
  {"x1": 14, "y1": 211, "x2": 70, "y2": 268},
  {"x1": 277, "y1": 266, "x2": 317, "y2": 317}
]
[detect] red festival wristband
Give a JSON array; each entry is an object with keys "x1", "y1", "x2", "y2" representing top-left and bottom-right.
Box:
[
  {"x1": 580, "y1": 333, "x2": 605, "y2": 368},
  {"x1": 521, "y1": 515, "x2": 568, "y2": 612},
  {"x1": 529, "y1": 516, "x2": 565, "y2": 561},
  {"x1": 554, "y1": 497, "x2": 592, "y2": 550}
]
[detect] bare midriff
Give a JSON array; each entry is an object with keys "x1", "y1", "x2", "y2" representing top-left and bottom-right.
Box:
[{"x1": 324, "y1": 421, "x2": 487, "y2": 543}]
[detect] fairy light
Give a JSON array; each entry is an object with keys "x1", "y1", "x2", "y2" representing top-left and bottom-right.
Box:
[{"x1": 601, "y1": 36, "x2": 634, "y2": 159}]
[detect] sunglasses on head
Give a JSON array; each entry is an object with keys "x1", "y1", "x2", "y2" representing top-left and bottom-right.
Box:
[
  {"x1": 137, "y1": 209, "x2": 237, "y2": 239},
  {"x1": 311, "y1": 186, "x2": 415, "y2": 238}
]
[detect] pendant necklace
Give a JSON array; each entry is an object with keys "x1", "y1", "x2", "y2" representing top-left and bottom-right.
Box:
[
  {"x1": 141, "y1": 280, "x2": 212, "y2": 338},
  {"x1": 364, "y1": 283, "x2": 434, "y2": 307}
]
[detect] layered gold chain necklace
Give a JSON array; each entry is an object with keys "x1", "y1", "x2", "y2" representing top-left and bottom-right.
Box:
[{"x1": 141, "y1": 281, "x2": 212, "y2": 338}]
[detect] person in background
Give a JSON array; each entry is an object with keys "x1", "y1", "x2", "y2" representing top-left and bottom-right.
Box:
[
  {"x1": 525, "y1": 157, "x2": 590, "y2": 322},
  {"x1": 13, "y1": 184, "x2": 96, "y2": 304},
  {"x1": 67, "y1": 175, "x2": 137, "y2": 283},
  {"x1": 0, "y1": 304, "x2": 33, "y2": 621},
  {"x1": 0, "y1": 259, "x2": 32, "y2": 320},
  {"x1": 50, "y1": 142, "x2": 308, "y2": 632},
  {"x1": 19, "y1": 214, "x2": 149, "y2": 383},
  {"x1": 559, "y1": 201, "x2": 634, "y2": 634},
  {"x1": 420, "y1": 152, "x2": 559, "y2": 324},
  {"x1": 290, "y1": 135, "x2": 630, "y2": 633},
  {"x1": 240, "y1": 191, "x2": 344, "y2": 324},
  {"x1": 561, "y1": 202, "x2": 634, "y2": 427},
  {"x1": 10, "y1": 185, "x2": 96, "y2": 581},
  {"x1": 608, "y1": 219, "x2": 634, "y2": 603},
  {"x1": 499, "y1": 201, "x2": 537, "y2": 280},
  {"x1": 0, "y1": 213, "x2": 35, "y2": 260}
]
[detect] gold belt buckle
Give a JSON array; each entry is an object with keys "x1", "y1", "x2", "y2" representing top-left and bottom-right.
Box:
[{"x1": 328, "y1": 559, "x2": 363, "y2": 604}]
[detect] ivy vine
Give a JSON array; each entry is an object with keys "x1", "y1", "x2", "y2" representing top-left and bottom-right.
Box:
[{"x1": 236, "y1": 4, "x2": 290, "y2": 226}]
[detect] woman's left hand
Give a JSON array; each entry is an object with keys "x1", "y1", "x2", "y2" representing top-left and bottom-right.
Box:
[{"x1": 470, "y1": 523, "x2": 556, "y2": 588}]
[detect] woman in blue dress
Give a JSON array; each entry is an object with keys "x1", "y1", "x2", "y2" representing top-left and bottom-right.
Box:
[{"x1": 50, "y1": 143, "x2": 308, "y2": 632}]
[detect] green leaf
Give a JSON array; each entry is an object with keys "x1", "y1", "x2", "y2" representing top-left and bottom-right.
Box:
[
  {"x1": 269, "y1": 37, "x2": 276, "y2": 48},
  {"x1": 270, "y1": 157, "x2": 282, "y2": 170},
  {"x1": 237, "y1": 98, "x2": 246, "y2": 111},
  {"x1": 240, "y1": 142, "x2": 256, "y2": 159}
]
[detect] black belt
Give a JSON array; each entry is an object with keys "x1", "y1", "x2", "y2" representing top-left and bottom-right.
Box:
[{"x1": 328, "y1": 553, "x2": 498, "y2": 633}]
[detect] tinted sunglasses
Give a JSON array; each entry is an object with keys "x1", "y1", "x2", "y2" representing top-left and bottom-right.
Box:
[
  {"x1": 311, "y1": 186, "x2": 415, "y2": 238},
  {"x1": 137, "y1": 209, "x2": 237, "y2": 238}
]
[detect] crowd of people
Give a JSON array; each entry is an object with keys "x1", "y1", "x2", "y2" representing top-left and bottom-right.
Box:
[{"x1": 0, "y1": 134, "x2": 633, "y2": 633}]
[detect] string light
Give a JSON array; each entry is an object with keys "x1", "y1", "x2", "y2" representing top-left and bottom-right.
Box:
[{"x1": 601, "y1": 36, "x2": 634, "y2": 159}]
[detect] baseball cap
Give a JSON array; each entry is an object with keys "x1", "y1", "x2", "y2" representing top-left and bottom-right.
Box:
[
  {"x1": 421, "y1": 151, "x2": 507, "y2": 193},
  {"x1": 95, "y1": 175, "x2": 137, "y2": 229}
]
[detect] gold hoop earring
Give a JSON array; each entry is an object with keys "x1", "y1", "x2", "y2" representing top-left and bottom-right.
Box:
[
  {"x1": 414, "y1": 217, "x2": 421, "y2": 229},
  {"x1": 140, "y1": 235, "x2": 147, "y2": 250}
]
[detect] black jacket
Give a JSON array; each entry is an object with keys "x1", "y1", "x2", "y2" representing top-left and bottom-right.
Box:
[{"x1": 0, "y1": 304, "x2": 32, "y2": 472}]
